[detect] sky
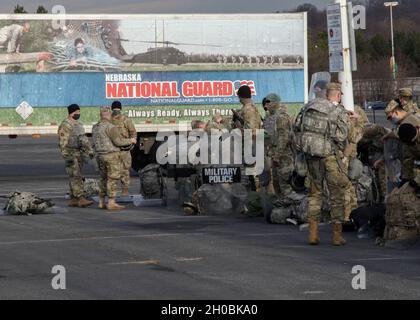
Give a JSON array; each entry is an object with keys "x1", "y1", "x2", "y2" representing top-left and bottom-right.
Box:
[
  {"x1": 0, "y1": 0, "x2": 329, "y2": 14},
  {"x1": 120, "y1": 16, "x2": 304, "y2": 56}
]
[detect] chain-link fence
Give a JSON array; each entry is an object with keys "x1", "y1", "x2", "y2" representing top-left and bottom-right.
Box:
[{"x1": 353, "y1": 77, "x2": 420, "y2": 105}]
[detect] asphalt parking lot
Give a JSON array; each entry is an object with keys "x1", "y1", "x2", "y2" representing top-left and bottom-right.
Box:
[{"x1": 0, "y1": 132, "x2": 419, "y2": 300}]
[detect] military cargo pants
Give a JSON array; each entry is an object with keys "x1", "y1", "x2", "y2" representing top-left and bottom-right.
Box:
[
  {"x1": 119, "y1": 151, "x2": 132, "y2": 190},
  {"x1": 64, "y1": 151, "x2": 84, "y2": 199},
  {"x1": 306, "y1": 155, "x2": 348, "y2": 223},
  {"x1": 272, "y1": 155, "x2": 294, "y2": 198},
  {"x1": 97, "y1": 153, "x2": 122, "y2": 199}
]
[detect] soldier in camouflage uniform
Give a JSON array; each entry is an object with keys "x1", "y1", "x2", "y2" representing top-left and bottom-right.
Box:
[
  {"x1": 384, "y1": 114, "x2": 420, "y2": 241},
  {"x1": 234, "y1": 86, "x2": 262, "y2": 133},
  {"x1": 343, "y1": 105, "x2": 369, "y2": 221},
  {"x1": 295, "y1": 83, "x2": 350, "y2": 246},
  {"x1": 58, "y1": 104, "x2": 95, "y2": 208},
  {"x1": 398, "y1": 88, "x2": 419, "y2": 115},
  {"x1": 111, "y1": 101, "x2": 137, "y2": 197},
  {"x1": 205, "y1": 112, "x2": 231, "y2": 131},
  {"x1": 92, "y1": 107, "x2": 136, "y2": 210},
  {"x1": 233, "y1": 85, "x2": 262, "y2": 191},
  {"x1": 262, "y1": 93, "x2": 293, "y2": 198},
  {"x1": 359, "y1": 124, "x2": 390, "y2": 202},
  {"x1": 385, "y1": 100, "x2": 420, "y2": 185}
]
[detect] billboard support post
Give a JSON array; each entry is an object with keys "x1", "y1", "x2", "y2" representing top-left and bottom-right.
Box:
[
  {"x1": 335, "y1": 0, "x2": 355, "y2": 111},
  {"x1": 304, "y1": 12, "x2": 309, "y2": 104}
]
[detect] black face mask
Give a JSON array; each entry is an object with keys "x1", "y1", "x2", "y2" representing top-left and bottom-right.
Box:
[
  {"x1": 112, "y1": 110, "x2": 121, "y2": 116},
  {"x1": 72, "y1": 114, "x2": 80, "y2": 120}
]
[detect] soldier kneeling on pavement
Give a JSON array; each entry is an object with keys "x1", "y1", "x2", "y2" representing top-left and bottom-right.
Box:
[
  {"x1": 92, "y1": 107, "x2": 136, "y2": 210},
  {"x1": 384, "y1": 117, "x2": 420, "y2": 242}
]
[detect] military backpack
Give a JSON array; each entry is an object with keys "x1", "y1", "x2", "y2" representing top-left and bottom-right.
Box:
[{"x1": 294, "y1": 98, "x2": 340, "y2": 158}]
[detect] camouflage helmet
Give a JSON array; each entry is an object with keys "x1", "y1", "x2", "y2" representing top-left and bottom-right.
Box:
[
  {"x1": 100, "y1": 106, "x2": 112, "y2": 113},
  {"x1": 264, "y1": 93, "x2": 281, "y2": 104},
  {"x1": 398, "y1": 87, "x2": 413, "y2": 99},
  {"x1": 326, "y1": 82, "x2": 342, "y2": 93},
  {"x1": 384, "y1": 99, "x2": 400, "y2": 116}
]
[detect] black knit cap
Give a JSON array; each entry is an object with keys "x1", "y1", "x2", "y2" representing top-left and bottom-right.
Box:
[
  {"x1": 262, "y1": 97, "x2": 268, "y2": 106},
  {"x1": 237, "y1": 85, "x2": 252, "y2": 99},
  {"x1": 111, "y1": 101, "x2": 122, "y2": 110},
  {"x1": 67, "y1": 104, "x2": 80, "y2": 115},
  {"x1": 398, "y1": 123, "x2": 418, "y2": 144}
]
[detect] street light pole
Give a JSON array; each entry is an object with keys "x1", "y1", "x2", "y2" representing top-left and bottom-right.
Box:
[
  {"x1": 384, "y1": 2, "x2": 399, "y2": 81},
  {"x1": 390, "y1": 4, "x2": 395, "y2": 60}
]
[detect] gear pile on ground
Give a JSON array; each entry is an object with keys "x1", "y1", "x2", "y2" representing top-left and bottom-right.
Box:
[
  {"x1": 189, "y1": 183, "x2": 248, "y2": 216},
  {"x1": 270, "y1": 192, "x2": 308, "y2": 224},
  {"x1": 140, "y1": 164, "x2": 166, "y2": 199},
  {"x1": 4, "y1": 191, "x2": 54, "y2": 215}
]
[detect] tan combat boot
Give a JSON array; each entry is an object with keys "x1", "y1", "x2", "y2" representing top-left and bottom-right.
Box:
[
  {"x1": 121, "y1": 187, "x2": 130, "y2": 197},
  {"x1": 78, "y1": 197, "x2": 94, "y2": 208},
  {"x1": 68, "y1": 198, "x2": 79, "y2": 207},
  {"x1": 107, "y1": 198, "x2": 125, "y2": 211},
  {"x1": 333, "y1": 223, "x2": 347, "y2": 246},
  {"x1": 98, "y1": 197, "x2": 106, "y2": 209},
  {"x1": 308, "y1": 219, "x2": 320, "y2": 245}
]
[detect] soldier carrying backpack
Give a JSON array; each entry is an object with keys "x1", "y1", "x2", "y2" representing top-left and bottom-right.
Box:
[{"x1": 293, "y1": 83, "x2": 350, "y2": 246}]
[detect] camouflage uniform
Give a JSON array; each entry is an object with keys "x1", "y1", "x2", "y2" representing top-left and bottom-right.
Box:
[
  {"x1": 205, "y1": 114, "x2": 231, "y2": 131},
  {"x1": 385, "y1": 113, "x2": 420, "y2": 241},
  {"x1": 234, "y1": 98, "x2": 262, "y2": 190},
  {"x1": 295, "y1": 93, "x2": 350, "y2": 224},
  {"x1": 234, "y1": 98, "x2": 262, "y2": 133},
  {"x1": 385, "y1": 100, "x2": 420, "y2": 182},
  {"x1": 399, "y1": 88, "x2": 419, "y2": 115},
  {"x1": 359, "y1": 124, "x2": 389, "y2": 201},
  {"x1": 263, "y1": 101, "x2": 293, "y2": 198},
  {"x1": 111, "y1": 113, "x2": 137, "y2": 193},
  {"x1": 343, "y1": 105, "x2": 369, "y2": 220},
  {"x1": 58, "y1": 118, "x2": 93, "y2": 200},
  {"x1": 92, "y1": 119, "x2": 133, "y2": 199},
  {"x1": 398, "y1": 114, "x2": 420, "y2": 184}
]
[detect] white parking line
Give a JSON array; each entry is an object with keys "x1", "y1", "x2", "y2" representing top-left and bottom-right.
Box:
[
  {"x1": 0, "y1": 232, "x2": 205, "y2": 246},
  {"x1": 107, "y1": 260, "x2": 159, "y2": 266},
  {"x1": 352, "y1": 257, "x2": 420, "y2": 261},
  {"x1": 247, "y1": 232, "x2": 300, "y2": 237},
  {"x1": 175, "y1": 257, "x2": 204, "y2": 262},
  {"x1": 303, "y1": 291, "x2": 325, "y2": 295}
]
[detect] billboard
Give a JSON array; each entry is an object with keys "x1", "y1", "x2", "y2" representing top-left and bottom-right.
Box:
[{"x1": 0, "y1": 14, "x2": 307, "y2": 126}]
